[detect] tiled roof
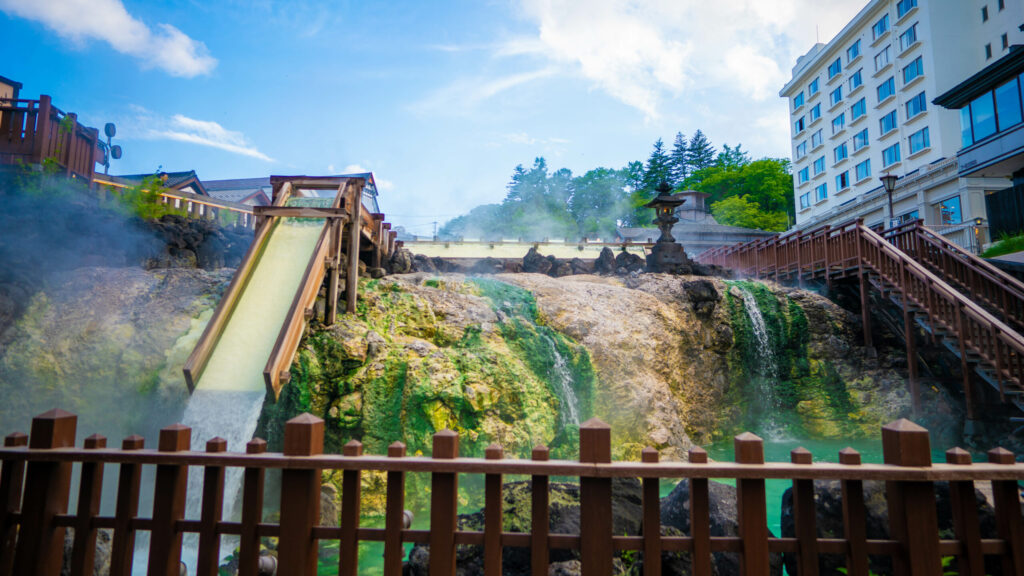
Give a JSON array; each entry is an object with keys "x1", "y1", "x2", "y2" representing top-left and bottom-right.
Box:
[{"x1": 108, "y1": 171, "x2": 205, "y2": 193}]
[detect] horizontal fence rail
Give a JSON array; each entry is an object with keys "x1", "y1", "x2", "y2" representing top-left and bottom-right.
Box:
[
  {"x1": 0, "y1": 410, "x2": 1022, "y2": 576},
  {"x1": 0, "y1": 95, "x2": 99, "y2": 181}
]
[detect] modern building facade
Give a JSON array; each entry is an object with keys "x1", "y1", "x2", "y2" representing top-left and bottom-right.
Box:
[{"x1": 780, "y1": 0, "x2": 1022, "y2": 231}]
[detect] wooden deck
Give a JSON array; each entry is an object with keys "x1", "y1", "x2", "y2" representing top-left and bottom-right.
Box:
[{"x1": 0, "y1": 95, "x2": 99, "y2": 181}]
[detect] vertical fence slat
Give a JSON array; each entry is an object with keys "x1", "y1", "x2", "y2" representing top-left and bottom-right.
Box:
[
  {"x1": 531, "y1": 446, "x2": 550, "y2": 576},
  {"x1": 147, "y1": 424, "x2": 190, "y2": 576},
  {"x1": 883, "y1": 419, "x2": 940, "y2": 576},
  {"x1": 484, "y1": 444, "x2": 503, "y2": 576},
  {"x1": 278, "y1": 414, "x2": 324, "y2": 576},
  {"x1": 689, "y1": 446, "x2": 712, "y2": 576},
  {"x1": 642, "y1": 447, "x2": 661, "y2": 576},
  {"x1": 989, "y1": 448, "x2": 1024, "y2": 576},
  {"x1": 430, "y1": 429, "x2": 459, "y2": 576},
  {"x1": 735, "y1": 433, "x2": 769, "y2": 576},
  {"x1": 579, "y1": 418, "x2": 612, "y2": 576},
  {"x1": 70, "y1": 434, "x2": 106, "y2": 576},
  {"x1": 0, "y1": 432, "x2": 28, "y2": 576},
  {"x1": 12, "y1": 409, "x2": 76, "y2": 576},
  {"x1": 384, "y1": 442, "x2": 407, "y2": 576},
  {"x1": 237, "y1": 438, "x2": 267, "y2": 576},
  {"x1": 946, "y1": 448, "x2": 984, "y2": 576},
  {"x1": 196, "y1": 437, "x2": 227, "y2": 576},
  {"x1": 110, "y1": 436, "x2": 144, "y2": 576},
  {"x1": 340, "y1": 440, "x2": 363, "y2": 576},
  {"x1": 839, "y1": 448, "x2": 868, "y2": 576},
  {"x1": 790, "y1": 447, "x2": 818, "y2": 576}
]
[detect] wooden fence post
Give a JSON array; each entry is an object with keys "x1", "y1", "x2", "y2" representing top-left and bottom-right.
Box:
[
  {"x1": 31, "y1": 95, "x2": 51, "y2": 165},
  {"x1": 279, "y1": 414, "x2": 324, "y2": 576},
  {"x1": 110, "y1": 435, "x2": 144, "y2": 576},
  {"x1": 12, "y1": 409, "x2": 76, "y2": 576},
  {"x1": 641, "y1": 447, "x2": 661, "y2": 576},
  {"x1": 484, "y1": 444, "x2": 503, "y2": 576},
  {"x1": 340, "y1": 440, "x2": 363, "y2": 576},
  {"x1": 579, "y1": 418, "x2": 612, "y2": 576},
  {"x1": 237, "y1": 438, "x2": 267, "y2": 576},
  {"x1": 790, "y1": 447, "x2": 818, "y2": 576},
  {"x1": 735, "y1": 433, "x2": 769, "y2": 576},
  {"x1": 70, "y1": 434, "x2": 107, "y2": 576},
  {"x1": 988, "y1": 448, "x2": 1023, "y2": 576},
  {"x1": 839, "y1": 448, "x2": 868, "y2": 576},
  {"x1": 689, "y1": 447, "x2": 712, "y2": 576},
  {"x1": 384, "y1": 442, "x2": 407, "y2": 576},
  {"x1": 882, "y1": 419, "x2": 940, "y2": 576},
  {"x1": 430, "y1": 429, "x2": 459, "y2": 576},
  {"x1": 197, "y1": 437, "x2": 227, "y2": 576},
  {"x1": 148, "y1": 424, "x2": 191, "y2": 576},
  {"x1": 946, "y1": 448, "x2": 984, "y2": 576},
  {"x1": 531, "y1": 446, "x2": 550, "y2": 576},
  {"x1": 0, "y1": 432, "x2": 28, "y2": 574}
]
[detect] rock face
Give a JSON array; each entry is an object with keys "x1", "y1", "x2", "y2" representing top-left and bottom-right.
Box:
[
  {"x1": 145, "y1": 214, "x2": 251, "y2": 270},
  {"x1": 61, "y1": 528, "x2": 112, "y2": 576}
]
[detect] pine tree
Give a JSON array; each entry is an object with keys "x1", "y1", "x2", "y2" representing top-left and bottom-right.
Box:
[
  {"x1": 687, "y1": 130, "x2": 716, "y2": 172},
  {"x1": 669, "y1": 132, "x2": 688, "y2": 186},
  {"x1": 642, "y1": 138, "x2": 672, "y2": 192}
]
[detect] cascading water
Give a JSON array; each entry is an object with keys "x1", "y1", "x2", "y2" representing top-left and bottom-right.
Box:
[
  {"x1": 544, "y1": 335, "x2": 580, "y2": 427},
  {"x1": 736, "y1": 286, "x2": 787, "y2": 439}
]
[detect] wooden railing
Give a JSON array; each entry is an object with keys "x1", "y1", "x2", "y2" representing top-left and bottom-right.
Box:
[
  {"x1": 0, "y1": 95, "x2": 99, "y2": 181},
  {"x1": 0, "y1": 410, "x2": 1021, "y2": 576}
]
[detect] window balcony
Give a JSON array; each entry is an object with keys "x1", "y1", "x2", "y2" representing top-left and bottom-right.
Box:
[
  {"x1": 871, "y1": 29, "x2": 890, "y2": 48},
  {"x1": 906, "y1": 146, "x2": 931, "y2": 160},
  {"x1": 896, "y1": 5, "x2": 918, "y2": 25},
  {"x1": 875, "y1": 94, "x2": 895, "y2": 109},
  {"x1": 872, "y1": 61, "x2": 893, "y2": 78}
]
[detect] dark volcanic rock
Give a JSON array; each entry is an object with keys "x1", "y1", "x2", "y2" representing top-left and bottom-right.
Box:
[
  {"x1": 685, "y1": 279, "x2": 721, "y2": 318},
  {"x1": 522, "y1": 247, "x2": 553, "y2": 275},
  {"x1": 594, "y1": 247, "x2": 617, "y2": 275},
  {"x1": 614, "y1": 251, "x2": 645, "y2": 274},
  {"x1": 389, "y1": 247, "x2": 414, "y2": 273}
]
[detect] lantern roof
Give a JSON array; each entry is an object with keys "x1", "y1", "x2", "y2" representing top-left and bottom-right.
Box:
[{"x1": 643, "y1": 181, "x2": 687, "y2": 209}]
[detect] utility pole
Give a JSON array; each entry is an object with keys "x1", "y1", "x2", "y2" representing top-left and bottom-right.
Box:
[{"x1": 433, "y1": 221, "x2": 438, "y2": 240}]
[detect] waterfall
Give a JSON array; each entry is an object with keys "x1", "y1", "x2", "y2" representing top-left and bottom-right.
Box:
[
  {"x1": 544, "y1": 335, "x2": 580, "y2": 427},
  {"x1": 736, "y1": 286, "x2": 786, "y2": 439}
]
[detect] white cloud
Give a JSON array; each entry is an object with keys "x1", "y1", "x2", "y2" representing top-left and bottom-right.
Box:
[
  {"x1": 412, "y1": 67, "x2": 558, "y2": 114},
  {"x1": 123, "y1": 107, "x2": 272, "y2": 161},
  {"x1": 342, "y1": 164, "x2": 394, "y2": 191},
  {"x1": 0, "y1": 0, "x2": 216, "y2": 77}
]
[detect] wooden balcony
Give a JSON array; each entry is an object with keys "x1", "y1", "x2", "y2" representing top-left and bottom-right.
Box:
[{"x1": 0, "y1": 94, "x2": 100, "y2": 182}]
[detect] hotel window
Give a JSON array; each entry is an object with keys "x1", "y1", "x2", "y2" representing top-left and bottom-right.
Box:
[
  {"x1": 828, "y1": 58, "x2": 842, "y2": 79},
  {"x1": 795, "y1": 117, "x2": 806, "y2": 133},
  {"x1": 849, "y1": 69, "x2": 863, "y2": 91},
  {"x1": 809, "y1": 78, "x2": 820, "y2": 96},
  {"x1": 800, "y1": 192, "x2": 811, "y2": 209},
  {"x1": 834, "y1": 143, "x2": 849, "y2": 163},
  {"x1": 897, "y1": 0, "x2": 917, "y2": 18},
  {"x1": 832, "y1": 113, "x2": 846, "y2": 135},
  {"x1": 812, "y1": 129, "x2": 824, "y2": 148},
  {"x1": 982, "y1": 6, "x2": 989, "y2": 21},
  {"x1": 798, "y1": 167, "x2": 810, "y2": 184},
  {"x1": 902, "y1": 56, "x2": 923, "y2": 84},
  {"x1": 830, "y1": 86, "x2": 843, "y2": 106},
  {"x1": 851, "y1": 97, "x2": 867, "y2": 120},
  {"x1": 815, "y1": 183, "x2": 828, "y2": 202},
  {"x1": 813, "y1": 156, "x2": 826, "y2": 175},
  {"x1": 793, "y1": 92, "x2": 805, "y2": 110},
  {"x1": 938, "y1": 196, "x2": 962, "y2": 225},
  {"x1": 899, "y1": 210, "x2": 920, "y2": 224},
  {"x1": 874, "y1": 45, "x2": 891, "y2": 72},
  {"x1": 968, "y1": 92, "x2": 997, "y2": 142},
  {"x1": 878, "y1": 76, "x2": 895, "y2": 101},
  {"x1": 810, "y1": 103, "x2": 821, "y2": 122},
  {"x1": 999, "y1": 0, "x2": 1005, "y2": 10},
  {"x1": 882, "y1": 142, "x2": 901, "y2": 167},
  {"x1": 848, "y1": 40, "x2": 861, "y2": 62},
  {"x1": 880, "y1": 110, "x2": 897, "y2": 134},
  {"x1": 906, "y1": 91, "x2": 926, "y2": 118},
  {"x1": 836, "y1": 171, "x2": 850, "y2": 190},
  {"x1": 1003, "y1": 34, "x2": 1009, "y2": 50},
  {"x1": 853, "y1": 128, "x2": 870, "y2": 151},
  {"x1": 908, "y1": 126, "x2": 930, "y2": 154},
  {"x1": 855, "y1": 159, "x2": 872, "y2": 181},
  {"x1": 898, "y1": 24, "x2": 917, "y2": 52},
  {"x1": 994, "y1": 77, "x2": 1023, "y2": 129},
  {"x1": 986, "y1": 44, "x2": 992, "y2": 60},
  {"x1": 796, "y1": 140, "x2": 808, "y2": 159},
  {"x1": 872, "y1": 14, "x2": 890, "y2": 40}
]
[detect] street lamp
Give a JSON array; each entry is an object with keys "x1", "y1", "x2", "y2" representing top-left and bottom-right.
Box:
[
  {"x1": 98, "y1": 122, "x2": 122, "y2": 175},
  {"x1": 880, "y1": 172, "x2": 899, "y2": 228}
]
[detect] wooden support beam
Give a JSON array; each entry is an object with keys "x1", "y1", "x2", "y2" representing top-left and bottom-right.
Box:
[
  {"x1": 346, "y1": 181, "x2": 364, "y2": 315},
  {"x1": 253, "y1": 206, "x2": 351, "y2": 219}
]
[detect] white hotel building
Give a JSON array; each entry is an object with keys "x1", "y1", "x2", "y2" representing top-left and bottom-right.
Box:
[{"x1": 781, "y1": 0, "x2": 1023, "y2": 230}]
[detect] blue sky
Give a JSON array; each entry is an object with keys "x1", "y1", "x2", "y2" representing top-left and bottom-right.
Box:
[{"x1": 1, "y1": 0, "x2": 864, "y2": 235}]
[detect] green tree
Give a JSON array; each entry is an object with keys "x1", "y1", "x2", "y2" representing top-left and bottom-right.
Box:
[
  {"x1": 642, "y1": 138, "x2": 672, "y2": 192},
  {"x1": 569, "y1": 168, "x2": 629, "y2": 239},
  {"x1": 710, "y1": 195, "x2": 789, "y2": 231},
  {"x1": 685, "y1": 157, "x2": 794, "y2": 230},
  {"x1": 687, "y1": 130, "x2": 716, "y2": 174},
  {"x1": 716, "y1": 143, "x2": 750, "y2": 169},
  {"x1": 669, "y1": 132, "x2": 688, "y2": 186}
]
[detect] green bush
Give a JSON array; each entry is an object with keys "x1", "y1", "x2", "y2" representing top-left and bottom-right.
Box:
[{"x1": 980, "y1": 232, "x2": 1024, "y2": 259}]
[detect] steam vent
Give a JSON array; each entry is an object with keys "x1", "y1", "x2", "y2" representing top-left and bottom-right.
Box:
[{"x1": 644, "y1": 181, "x2": 696, "y2": 273}]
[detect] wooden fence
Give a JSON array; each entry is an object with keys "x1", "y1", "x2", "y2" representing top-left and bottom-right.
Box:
[
  {"x1": 0, "y1": 95, "x2": 99, "y2": 181},
  {"x1": 0, "y1": 410, "x2": 1022, "y2": 576}
]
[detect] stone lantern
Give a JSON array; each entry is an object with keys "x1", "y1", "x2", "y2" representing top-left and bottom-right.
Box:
[{"x1": 643, "y1": 181, "x2": 692, "y2": 273}]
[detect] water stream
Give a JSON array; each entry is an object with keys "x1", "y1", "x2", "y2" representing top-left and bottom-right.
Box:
[
  {"x1": 544, "y1": 334, "x2": 580, "y2": 427},
  {"x1": 736, "y1": 286, "x2": 786, "y2": 440}
]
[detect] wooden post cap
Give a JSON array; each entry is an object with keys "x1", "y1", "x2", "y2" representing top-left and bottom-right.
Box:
[
  {"x1": 343, "y1": 440, "x2": 363, "y2": 457},
  {"x1": 206, "y1": 437, "x2": 227, "y2": 453},
  {"x1": 532, "y1": 446, "x2": 550, "y2": 461},
  {"x1": 839, "y1": 448, "x2": 862, "y2": 465},
  {"x1": 791, "y1": 447, "x2": 812, "y2": 465},
  {"x1": 122, "y1": 435, "x2": 144, "y2": 450},
  {"x1": 688, "y1": 446, "x2": 708, "y2": 464},
  {"x1": 882, "y1": 419, "x2": 931, "y2": 467},
  {"x1": 158, "y1": 424, "x2": 191, "y2": 452},
  {"x1": 988, "y1": 447, "x2": 1015, "y2": 464},
  {"x1": 484, "y1": 444, "x2": 503, "y2": 460},
  {"x1": 734, "y1": 432, "x2": 764, "y2": 464},
  {"x1": 29, "y1": 408, "x2": 77, "y2": 449},
  {"x1": 284, "y1": 413, "x2": 324, "y2": 457},
  {"x1": 388, "y1": 442, "x2": 406, "y2": 457},
  {"x1": 642, "y1": 447, "x2": 659, "y2": 464},
  {"x1": 946, "y1": 447, "x2": 972, "y2": 465},
  {"x1": 84, "y1": 434, "x2": 107, "y2": 449},
  {"x1": 4, "y1": 432, "x2": 28, "y2": 447},
  {"x1": 246, "y1": 438, "x2": 268, "y2": 454},
  {"x1": 432, "y1": 429, "x2": 459, "y2": 459},
  {"x1": 580, "y1": 417, "x2": 611, "y2": 464}
]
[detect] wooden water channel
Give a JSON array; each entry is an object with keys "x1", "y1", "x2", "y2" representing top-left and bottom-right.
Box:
[{"x1": 0, "y1": 410, "x2": 1021, "y2": 576}]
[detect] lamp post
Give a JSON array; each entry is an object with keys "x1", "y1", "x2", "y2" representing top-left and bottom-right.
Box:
[
  {"x1": 880, "y1": 172, "x2": 899, "y2": 229},
  {"x1": 642, "y1": 181, "x2": 691, "y2": 273},
  {"x1": 98, "y1": 122, "x2": 122, "y2": 175}
]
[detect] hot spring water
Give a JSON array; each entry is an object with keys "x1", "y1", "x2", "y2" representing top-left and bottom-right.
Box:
[{"x1": 736, "y1": 286, "x2": 786, "y2": 439}]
